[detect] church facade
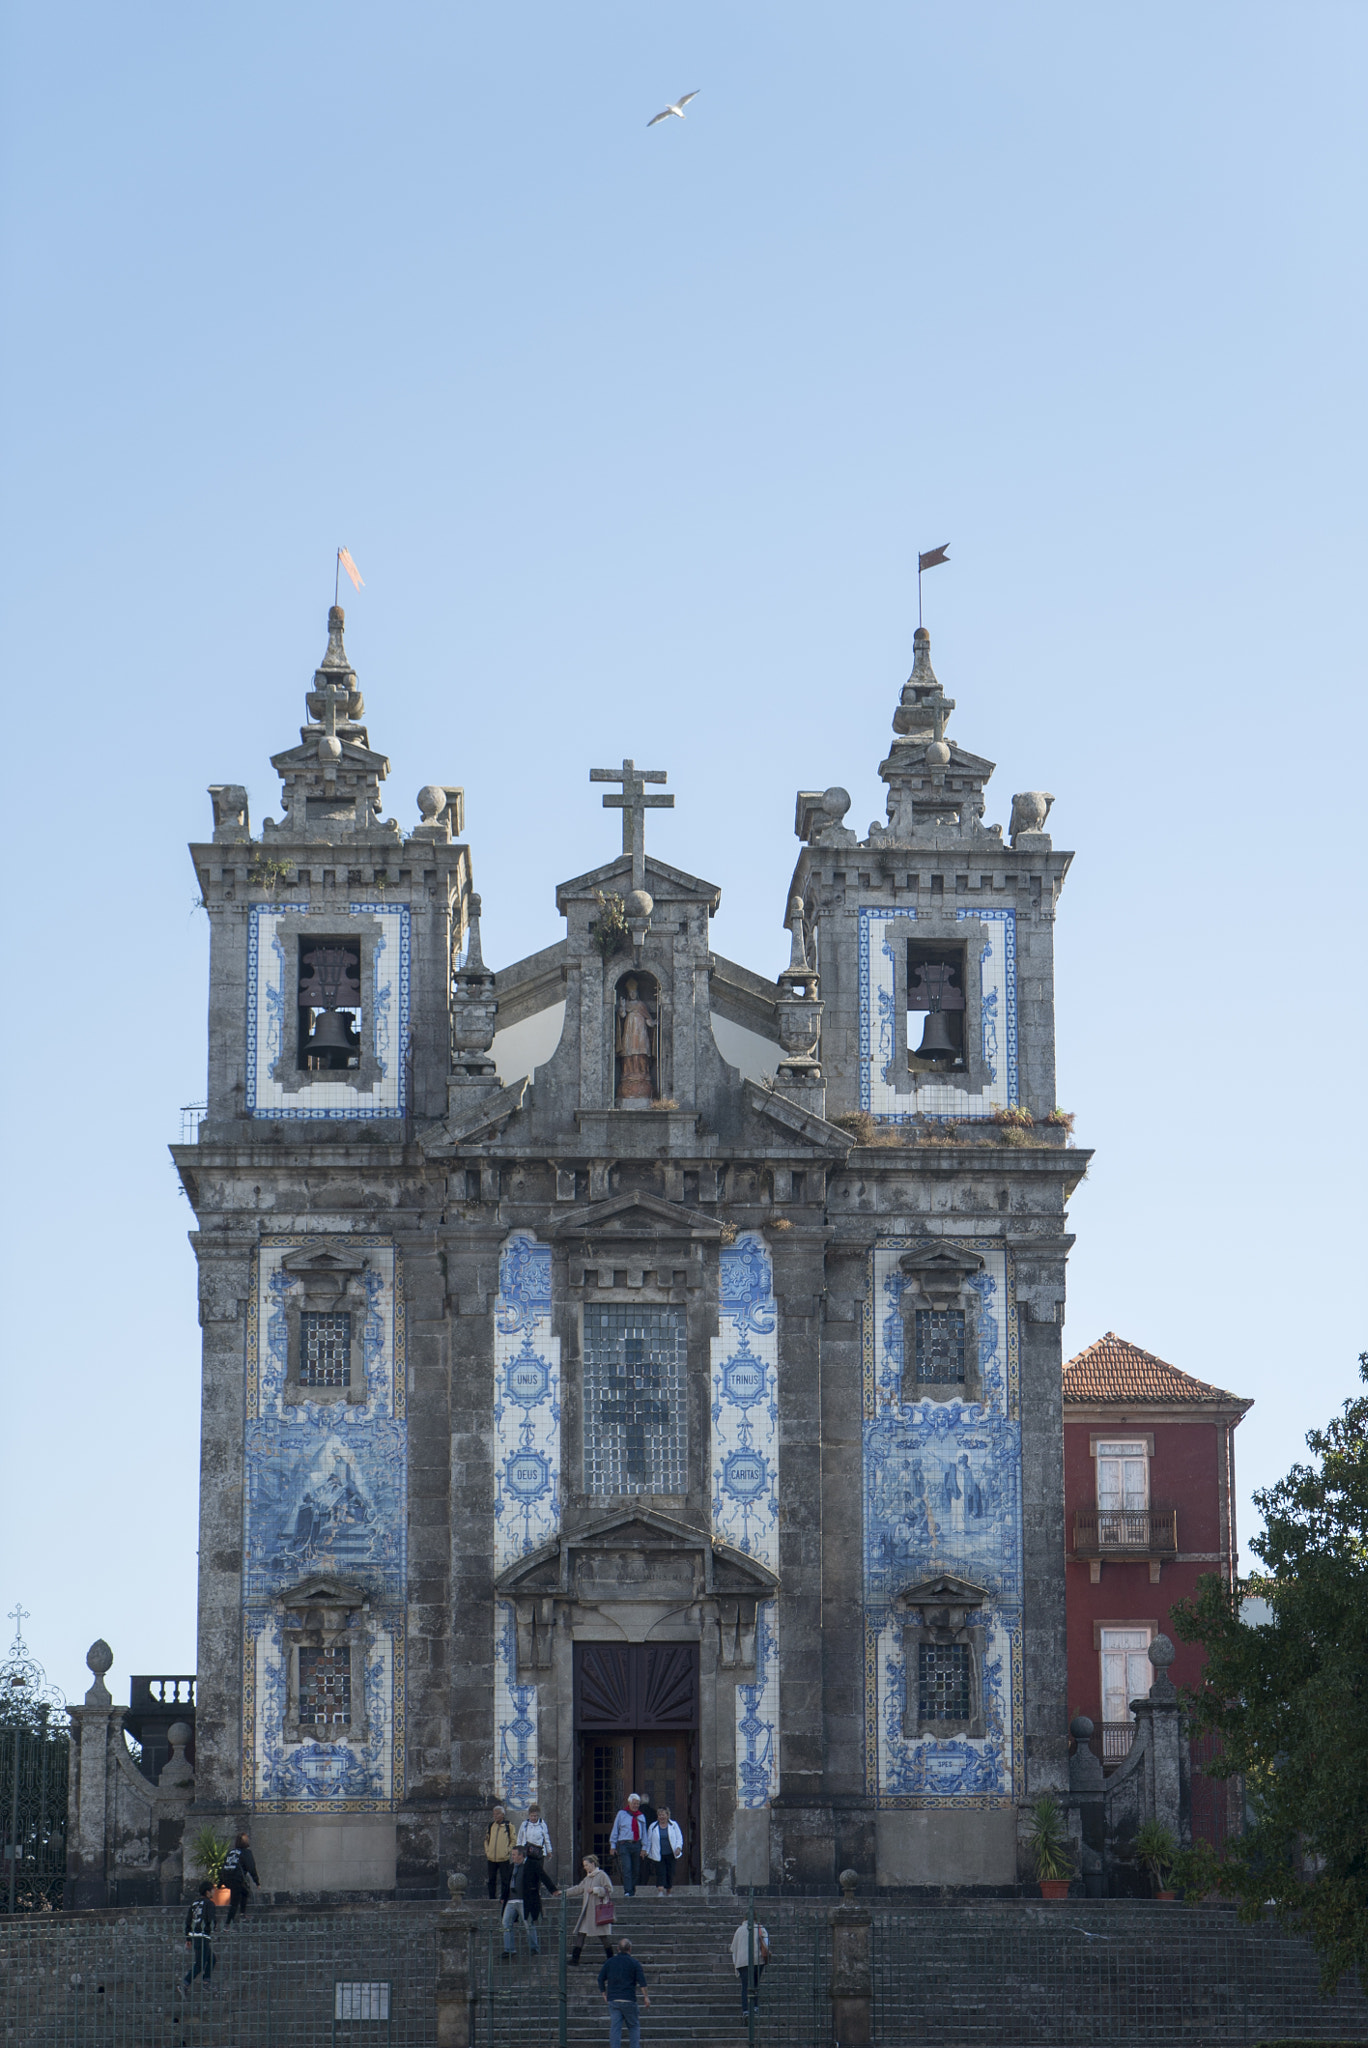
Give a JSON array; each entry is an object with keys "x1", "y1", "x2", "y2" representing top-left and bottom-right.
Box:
[{"x1": 174, "y1": 606, "x2": 1088, "y2": 1896}]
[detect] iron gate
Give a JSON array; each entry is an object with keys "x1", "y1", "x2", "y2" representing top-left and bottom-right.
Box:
[{"x1": 1, "y1": 1716, "x2": 69, "y2": 1913}]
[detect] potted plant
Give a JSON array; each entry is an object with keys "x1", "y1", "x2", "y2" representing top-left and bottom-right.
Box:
[
  {"x1": 1135, "y1": 1820, "x2": 1178, "y2": 1899},
  {"x1": 1024, "y1": 1793, "x2": 1074, "y2": 1899},
  {"x1": 191, "y1": 1825, "x2": 233, "y2": 1909}
]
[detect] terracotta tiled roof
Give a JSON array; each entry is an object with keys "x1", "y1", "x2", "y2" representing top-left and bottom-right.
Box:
[{"x1": 1062, "y1": 1332, "x2": 1250, "y2": 1408}]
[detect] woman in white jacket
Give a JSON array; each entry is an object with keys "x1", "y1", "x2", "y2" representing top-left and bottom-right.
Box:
[{"x1": 644, "y1": 1807, "x2": 684, "y2": 1894}]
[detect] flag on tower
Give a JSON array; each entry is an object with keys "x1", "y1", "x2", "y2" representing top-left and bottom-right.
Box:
[
  {"x1": 918, "y1": 543, "x2": 950, "y2": 572},
  {"x1": 337, "y1": 546, "x2": 364, "y2": 590}
]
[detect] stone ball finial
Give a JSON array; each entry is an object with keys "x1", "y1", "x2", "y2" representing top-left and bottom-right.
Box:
[
  {"x1": 167, "y1": 1720, "x2": 192, "y2": 1750},
  {"x1": 329, "y1": 605, "x2": 345, "y2": 629},
  {"x1": 821, "y1": 786, "x2": 851, "y2": 823},
  {"x1": 1069, "y1": 1714, "x2": 1095, "y2": 1740},
  {"x1": 468, "y1": 892, "x2": 482, "y2": 917},
  {"x1": 788, "y1": 894, "x2": 805, "y2": 923},
  {"x1": 626, "y1": 888, "x2": 654, "y2": 921},
  {"x1": 417, "y1": 783, "x2": 446, "y2": 822},
  {"x1": 1148, "y1": 1634, "x2": 1176, "y2": 1670},
  {"x1": 318, "y1": 734, "x2": 342, "y2": 763},
  {"x1": 838, "y1": 1867, "x2": 859, "y2": 1896},
  {"x1": 86, "y1": 1641, "x2": 113, "y2": 1679},
  {"x1": 925, "y1": 738, "x2": 951, "y2": 767},
  {"x1": 446, "y1": 1870, "x2": 468, "y2": 1899}
]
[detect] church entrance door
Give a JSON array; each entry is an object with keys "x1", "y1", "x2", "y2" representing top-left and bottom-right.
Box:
[{"x1": 574, "y1": 1644, "x2": 699, "y2": 1883}]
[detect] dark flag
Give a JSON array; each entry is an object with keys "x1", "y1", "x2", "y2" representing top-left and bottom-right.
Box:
[{"x1": 918, "y1": 544, "x2": 950, "y2": 572}]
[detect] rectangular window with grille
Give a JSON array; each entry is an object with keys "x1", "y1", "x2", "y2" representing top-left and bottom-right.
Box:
[
  {"x1": 914, "y1": 1309, "x2": 966, "y2": 1385},
  {"x1": 918, "y1": 1641, "x2": 970, "y2": 1721},
  {"x1": 300, "y1": 1311, "x2": 351, "y2": 1388},
  {"x1": 297, "y1": 1646, "x2": 351, "y2": 1727},
  {"x1": 583, "y1": 1304, "x2": 688, "y2": 1496}
]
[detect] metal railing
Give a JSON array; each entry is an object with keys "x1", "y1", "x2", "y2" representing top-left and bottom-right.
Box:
[
  {"x1": 1088, "y1": 1719, "x2": 1139, "y2": 1764},
  {"x1": 1073, "y1": 1506, "x2": 1179, "y2": 1554},
  {"x1": 179, "y1": 1103, "x2": 207, "y2": 1142}
]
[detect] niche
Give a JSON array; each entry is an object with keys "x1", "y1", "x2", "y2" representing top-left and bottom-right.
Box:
[{"x1": 614, "y1": 971, "x2": 660, "y2": 1109}]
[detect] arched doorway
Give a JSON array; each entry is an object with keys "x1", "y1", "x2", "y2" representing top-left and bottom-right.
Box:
[{"x1": 574, "y1": 1643, "x2": 699, "y2": 1881}]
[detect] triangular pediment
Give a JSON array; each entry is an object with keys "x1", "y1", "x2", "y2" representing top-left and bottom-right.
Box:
[
  {"x1": 555, "y1": 853, "x2": 722, "y2": 913},
  {"x1": 493, "y1": 1508, "x2": 778, "y2": 1598},
  {"x1": 743, "y1": 1080, "x2": 855, "y2": 1156},
  {"x1": 893, "y1": 1572, "x2": 990, "y2": 1610},
  {"x1": 552, "y1": 1192, "x2": 722, "y2": 1242},
  {"x1": 281, "y1": 1244, "x2": 368, "y2": 1281}
]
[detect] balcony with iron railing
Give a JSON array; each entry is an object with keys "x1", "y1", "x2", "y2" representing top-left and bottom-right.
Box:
[{"x1": 1072, "y1": 1507, "x2": 1178, "y2": 1582}]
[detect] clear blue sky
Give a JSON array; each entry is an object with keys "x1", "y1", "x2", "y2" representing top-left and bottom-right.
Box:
[{"x1": 3, "y1": 2, "x2": 1364, "y2": 1704}]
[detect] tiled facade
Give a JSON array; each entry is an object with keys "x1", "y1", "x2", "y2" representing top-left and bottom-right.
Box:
[{"x1": 177, "y1": 605, "x2": 1084, "y2": 1896}]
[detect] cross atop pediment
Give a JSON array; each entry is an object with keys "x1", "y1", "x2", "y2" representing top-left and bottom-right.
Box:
[{"x1": 590, "y1": 758, "x2": 674, "y2": 891}]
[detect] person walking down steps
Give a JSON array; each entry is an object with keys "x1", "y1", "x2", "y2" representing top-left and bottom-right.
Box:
[
  {"x1": 501, "y1": 1846, "x2": 559, "y2": 1961},
  {"x1": 644, "y1": 1808, "x2": 683, "y2": 1894},
  {"x1": 222, "y1": 1832, "x2": 260, "y2": 1925},
  {"x1": 598, "y1": 1938, "x2": 650, "y2": 2048},
  {"x1": 516, "y1": 1804, "x2": 554, "y2": 1887},
  {"x1": 180, "y1": 1882, "x2": 216, "y2": 1991},
  {"x1": 484, "y1": 1803, "x2": 515, "y2": 1902},
  {"x1": 566, "y1": 1853, "x2": 616, "y2": 1966},
  {"x1": 609, "y1": 1793, "x2": 646, "y2": 1896}
]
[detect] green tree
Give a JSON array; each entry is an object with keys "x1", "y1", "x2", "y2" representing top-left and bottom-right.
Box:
[{"x1": 1171, "y1": 1351, "x2": 1368, "y2": 1992}]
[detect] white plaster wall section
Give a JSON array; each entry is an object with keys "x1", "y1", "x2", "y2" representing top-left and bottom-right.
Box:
[
  {"x1": 862, "y1": 1239, "x2": 1024, "y2": 1808},
  {"x1": 491, "y1": 1233, "x2": 559, "y2": 1808},
  {"x1": 246, "y1": 903, "x2": 410, "y2": 1117},
  {"x1": 242, "y1": 1237, "x2": 406, "y2": 1811},
  {"x1": 712, "y1": 1233, "x2": 781, "y2": 1805},
  {"x1": 857, "y1": 907, "x2": 1016, "y2": 1121}
]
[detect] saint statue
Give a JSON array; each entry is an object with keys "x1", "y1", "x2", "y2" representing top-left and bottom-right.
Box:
[{"x1": 616, "y1": 975, "x2": 656, "y2": 1107}]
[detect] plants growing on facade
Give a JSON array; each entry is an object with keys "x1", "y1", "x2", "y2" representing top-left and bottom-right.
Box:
[
  {"x1": 592, "y1": 890, "x2": 629, "y2": 960},
  {"x1": 248, "y1": 857, "x2": 294, "y2": 896}
]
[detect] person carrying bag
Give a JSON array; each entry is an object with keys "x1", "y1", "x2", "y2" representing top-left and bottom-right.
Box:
[{"x1": 644, "y1": 1808, "x2": 683, "y2": 1894}]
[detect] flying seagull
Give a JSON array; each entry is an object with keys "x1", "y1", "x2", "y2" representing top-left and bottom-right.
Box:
[{"x1": 648, "y1": 91, "x2": 699, "y2": 126}]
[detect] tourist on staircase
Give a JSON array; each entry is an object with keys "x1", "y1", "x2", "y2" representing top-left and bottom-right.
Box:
[
  {"x1": 501, "y1": 1846, "x2": 559, "y2": 1961},
  {"x1": 609, "y1": 1793, "x2": 646, "y2": 1896},
  {"x1": 484, "y1": 1803, "x2": 515, "y2": 1902},
  {"x1": 516, "y1": 1803, "x2": 554, "y2": 1886},
  {"x1": 222, "y1": 1832, "x2": 260, "y2": 1925},
  {"x1": 731, "y1": 1917, "x2": 771, "y2": 2015},
  {"x1": 597, "y1": 1937, "x2": 650, "y2": 2048},
  {"x1": 644, "y1": 1808, "x2": 683, "y2": 1895},
  {"x1": 566, "y1": 1853, "x2": 616, "y2": 1966}
]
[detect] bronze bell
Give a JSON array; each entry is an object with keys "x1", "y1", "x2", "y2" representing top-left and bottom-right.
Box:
[
  {"x1": 915, "y1": 1010, "x2": 959, "y2": 1062},
  {"x1": 309, "y1": 1010, "x2": 358, "y2": 1053}
]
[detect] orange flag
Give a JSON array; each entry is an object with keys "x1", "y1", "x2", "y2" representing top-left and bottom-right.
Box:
[{"x1": 337, "y1": 546, "x2": 364, "y2": 590}]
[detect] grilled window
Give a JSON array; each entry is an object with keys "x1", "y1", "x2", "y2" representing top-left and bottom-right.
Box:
[
  {"x1": 297, "y1": 1645, "x2": 351, "y2": 1727},
  {"x1": 918, "y1": 1641, "x2": 970, "y2": 1722},
  {"x1": 914, "y1": 1308, "x2": 966, "y2": 1385},
  {"x1": 583, "y1": 1304, "x2": 688, "y2": 1496},
  {"x1": 299, "y1": 1311, "x2": 351, "y2": 1388}
]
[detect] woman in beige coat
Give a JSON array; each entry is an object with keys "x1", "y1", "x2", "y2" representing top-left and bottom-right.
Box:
[{"x1": 565, "y1": 1853, "x2": 615, "y2": 1965}]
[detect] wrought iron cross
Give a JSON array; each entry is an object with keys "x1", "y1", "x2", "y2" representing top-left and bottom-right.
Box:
[
  {"x1": 589, "y1": 758, "x2": 673, "y2": 892},
  {"x1": 8, "y1": 1603, "x2": 29, "y2": 1648}
]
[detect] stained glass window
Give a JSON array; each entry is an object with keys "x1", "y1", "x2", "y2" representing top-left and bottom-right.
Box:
[
  {"x1": 918, "y1": 1641, "x2": 970, "y2": 1721},
  {"x1": 583, "y1": 1304, "x2": 687, "y2": 1495},
  {"x1": 298, "y1": 1645, "x2": 351, "y2": 1727},
  {"x1": 914, "y1": 1308, "x2": 965, "y2": 1384},
  {"x1": 300, "y1": 1311, "x2": 351, "y2": 1388}
]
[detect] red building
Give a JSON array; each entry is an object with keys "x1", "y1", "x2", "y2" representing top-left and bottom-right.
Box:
[{"x1": 1062, "y1": 1332, "x2": 1252, "y2": 1795}]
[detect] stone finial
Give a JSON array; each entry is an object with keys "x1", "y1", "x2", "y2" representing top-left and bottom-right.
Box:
[
  {"x1": 1008, "y1": 791, "x2": 1054, "y2": 847},
  {"x1": 84, "y1": 1639, "x2": 113, "y2": 1707},
  {"x1": 463, "y1": 894, "x2": 486, "y2": 974},
  {"x1": 158, "y1": 1722, "x2": 195, "y2": 1792},
  {"x1": 1069, "y1": 1714, "x2": 1095, "y2": 1741},
  {"x1": 838, "y1": 1867, "x2": 860, "y2": 1896},
  {"x1": 1147, "y1": 1632, "x2": 1177, "y2": 1700},
  {"x1": 319, "y1": 604, "x2": 352, "y2": 674},
  {"x1": 446, "y1": 1870, "x2": 469, "y2": 1900},
  {"x1": 417, "y1": 784, "x2": 446, "y2": 824},
  {"x1": 785, "y1": 894, "x2": 810, "y2": 974}
]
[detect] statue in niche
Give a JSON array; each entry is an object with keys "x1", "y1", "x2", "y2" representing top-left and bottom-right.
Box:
[{"x1": 615, "y1": 974, "x2": 658, "y2": 1108}]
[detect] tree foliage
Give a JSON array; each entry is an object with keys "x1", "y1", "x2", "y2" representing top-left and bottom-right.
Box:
[{"x1": 1171, "y1": 1351, "x2": 1368, "y2": 1991}]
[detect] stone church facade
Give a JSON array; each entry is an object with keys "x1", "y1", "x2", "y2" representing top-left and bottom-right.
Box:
[{"x1": 173, "y1": 605, "x2": 1088, "y2": 1897}]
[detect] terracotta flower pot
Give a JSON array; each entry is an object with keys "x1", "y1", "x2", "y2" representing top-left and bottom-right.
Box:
[
  {"x1": 209, "y1": 1884, "x2": 231, "y2": 1909},
  {"x1": 1156, "y1": 1888, "x2": 1176, "y2": 1901},
  {"x1": 1039, "y1": 1879, "x2": 1071, "y2": 1899}
]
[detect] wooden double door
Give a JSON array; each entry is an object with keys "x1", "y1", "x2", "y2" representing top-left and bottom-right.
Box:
[{"x1": 575, "y1": 1644, "x2": 698, "y2": 1883}]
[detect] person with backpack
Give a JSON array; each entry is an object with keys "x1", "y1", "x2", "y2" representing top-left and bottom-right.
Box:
[
  {"x1": 516, "y1": 1804, "x2": 553, "y2": 1885},
  {"x1": 644, "y1": 1807, "x2": 683, "y2": 1894},
  {"x1": 181, "y1": 1882, "x2": 216, "y2": 1989},
  {"x1": 730, "y1": 1917, "x2": 771, "y2": 2014},
  {"x1": 484, "y1": 1803, "x2": 515, "y2": 1901},
  {"x1": 221, "y1": 1831, "x2": 260, "y2": 1925}
]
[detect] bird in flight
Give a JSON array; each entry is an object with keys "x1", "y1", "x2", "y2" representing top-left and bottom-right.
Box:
[{"x1": 648, "y1": 91, "x2": 699, "y2": 127}]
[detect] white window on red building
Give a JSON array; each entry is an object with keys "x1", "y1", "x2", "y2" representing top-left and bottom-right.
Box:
[{"x1": 1099, "y1": 1625, "x2": 1152, "y2": 1726}]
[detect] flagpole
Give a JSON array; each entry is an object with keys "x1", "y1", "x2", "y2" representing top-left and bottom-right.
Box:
[{"x1": 335, "y1": 550, "x2": 341, "y2": 607}]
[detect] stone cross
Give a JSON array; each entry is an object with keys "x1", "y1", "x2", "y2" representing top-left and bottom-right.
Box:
[{"x1": 589, "y1": 758, "x2": 673, "y2": 892}]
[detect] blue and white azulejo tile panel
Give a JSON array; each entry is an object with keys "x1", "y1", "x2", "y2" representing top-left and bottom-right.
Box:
[
  {"x1": 494, "y1": 1600, "x2": 538, "y2": 1809},
  {"x1": 712, "y1": 1234, "x2": 781, "y2": 1806},
  {"x1": 241, "y1": 1237, "x2": 406, "y2": 1812},
  {"x1": 245, "y1": 903, "x2": 410, "y2": 1119},
  {"x1": 857, "y1": 906, "x2": 1016, "y2": 1121},
  {"x1": 493, "y1": 1234, "x2": 561, "y2": 1573},
  {"x1": 861, "y1": 1237, "x2": 1024, "y2": 1808}
]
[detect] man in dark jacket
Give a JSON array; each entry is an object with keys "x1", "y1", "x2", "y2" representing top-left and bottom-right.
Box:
[
  {"x1": 222, "y1": 1832, "x2": 260, "y2": 1925},
  {"x1": 598, "y1": 1939, "x2": 650, "y2": 2048},
  {"x1": 501, "y1": 1846, "x2": 559, "y2": 1959},
  {"x1": 181, "y1": 1882, "x2": 216, "y2": 1989}
]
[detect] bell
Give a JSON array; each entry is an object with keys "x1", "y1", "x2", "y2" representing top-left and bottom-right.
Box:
[
  {"x1": 309, "y1": 1010, "x2": 358, "y2": 1053},
  {"x1": 915, "y1": 1010, "x2": 959, "y2": 1062}
]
